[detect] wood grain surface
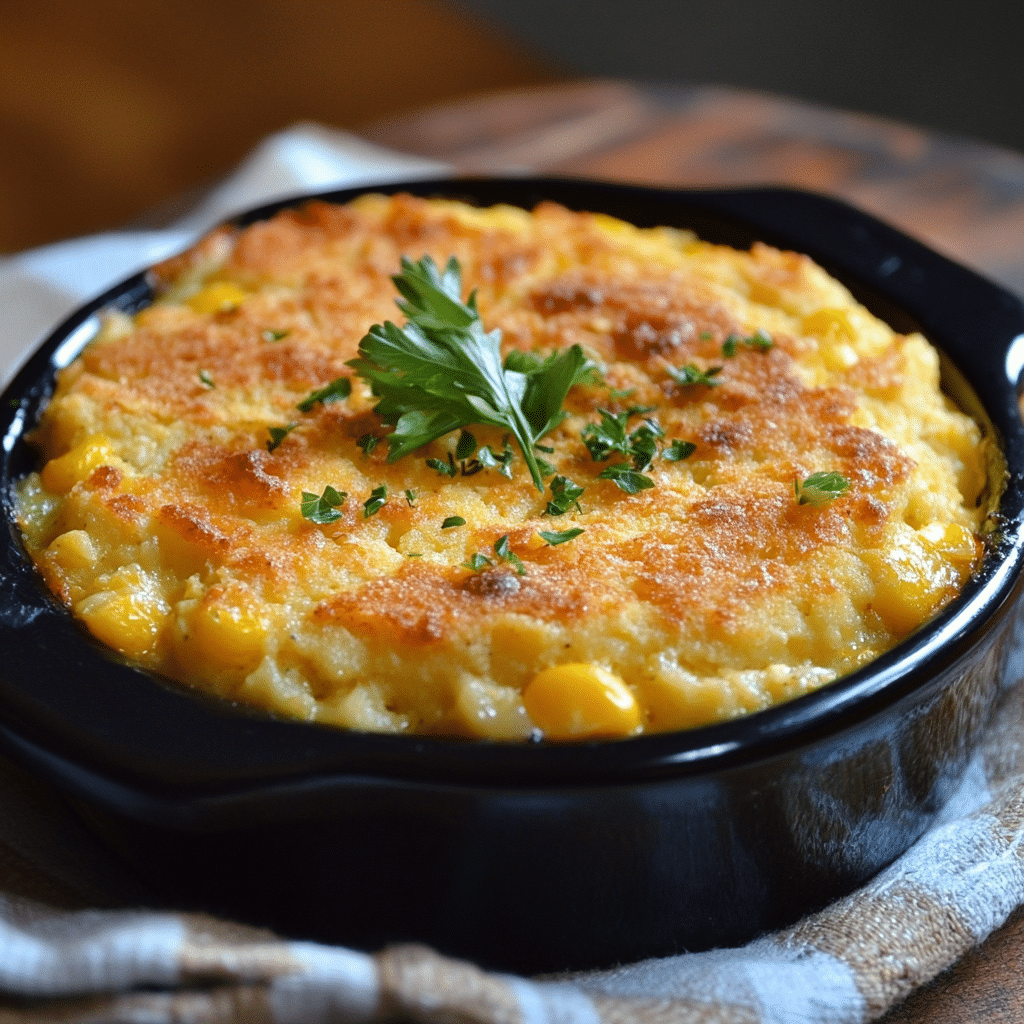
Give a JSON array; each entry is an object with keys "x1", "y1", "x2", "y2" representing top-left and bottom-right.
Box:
[
  {"x1": 367, "y1": 80, "x2": 1024, "y2": 1024},
  {"x1": 367, "y1": 80, "x2": 1024, "y2": 299}
]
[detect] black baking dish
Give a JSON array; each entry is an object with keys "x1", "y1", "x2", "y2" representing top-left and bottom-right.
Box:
[{"x1": 1, "y1": 177, "x2": 1024, "y2": 974}]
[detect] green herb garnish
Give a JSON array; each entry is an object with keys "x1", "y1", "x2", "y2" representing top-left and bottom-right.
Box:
[
  {"x1": 267, "y1": 423, "x2": 297, "y2": 452},
  {"x1": 493, "y1": 534, "x2": 526, "y2": 576},
  {"x1": 297, "y1": 377, "x2": 352, "y2": 413},
  {"x1": 262, "y1": 329, "x2": 290, "y2": 342},
  {"x1": 598, "y1": 463, "x2": 656, "y2": 493},
  {"x1": 477, "y1": 441, "x2": 515, "y2": 479},
  {"x1": 198, "y1": 369, "x2": 215, "y2": 389},
  {"x1": 364, "y1": 484, "x2": 388, "y2": 517},
  {"x1": 442, "y1": 516, "x2": 466, "y2": 529},
  {"x1": 662, "y1": 439, "x2": 697, "y2": 461},
  {"x1": 666, "y1": 363, "x2": 723, "y2": 387},
  {"x1": 426, "y1": 454, "x2": 457, "y2": 478},
  {"x1": 463, "y1": 552, "x2": 494, "y2": 572},
  {"x1": 356, "y1": 433, "x2": 381, "y2": 456},
  {"x1": 405, "y1": 489, "x2": 417, "y2": 506},
  {"x1": 722, "y1": 330, "x2": 774, "y2": 357},
  {"x1": 545, "y1": 475, "x2": 585, "y2": 516},
  {"x1": 300, "y1": 485, "x2": 347, "y2": 524},
  {"x1": 795, "y1": 471, "x2": 850, "y2": 506},
  {"x1": 538, "y1": 528, "x2": 585, "y2": 546},
  {"x1": 347, "y1": 255, "x2": 594, "y2": 491}
]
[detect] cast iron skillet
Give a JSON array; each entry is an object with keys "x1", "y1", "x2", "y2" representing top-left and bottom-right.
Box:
[{"x1": 1, "y1": 177, "x2": 1024, "y2": 974}]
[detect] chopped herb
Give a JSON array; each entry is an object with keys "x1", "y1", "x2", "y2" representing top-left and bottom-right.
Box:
[
  {"x1": 442, "y1": 516, "x2": 466, "y2": 529},
  {"x1": 267, "y1": 423, "x2": 296, "y2": 452},
  {"x1": 405, "y1": 489, "x2": 417, "y2": 506},
  {"x1": 538, "y1": 528, "x2": 585, "y2": 546},
  {"x1": 297, "y1": 377, "x2": 352, "y2": 413},
  {"x1": 535, "y1": 457, "x2": 558, "y2": 479},
  {"x1": 599, "y1": 463, "x2": 656, "y2": 493},
  {"x1": 545, "y1": 475, "x2": 585, "y2": 516},
  {"x1": 198, "y1": 369, "x2": 215, "y2": 389},
  {"x1": 477, "y1": 441, "x2": 515, "y2": 479},
  {"x1": 493, "y1": 534, "x2": 526, "y2": 576},
  {"x1": 426, "y1": 454, "x2": 457, "y2": 478},
  {"x1": 795, "y1": 471, "x2": 850, "y2": 506},
  {"x1": 666, "y1": 363, "x2": 723, "y2": 387},
  {"x1": 455, "y1": 429, "x2": 477, "y2": 461},
  {"x1": 406, "y1": 552, "x2": 423, "y2": 557},
  {"x1": 356, "y1": 433, "x2": 381, "y2": 456},
  {"x1": 722, "y1": 330, "x2": 774, "y2": 357},
  {"x1": 347, "y1": 255, "x2": 595, "y2": 490},
  {"x1": 300, "y1": 485, "x2": 347, "y2": 524},
  {"x1": 663, "y1": 439, "x2": 697, "y2": 461},
  {"x1": 364, "y1": 484, "x2": 387, "y2": 518},
  {"x1": 262, "y1": 329, "x2": 290, "y2": 342},
  {"x1": 581, "y1": 408, "x2": 671, "y2": 473},
  {"x1": 463, "y1": 552, "x2": 494, "y2": 572},
  {"x1": 534, "y1": 443, "x2": 555, "y2": 454}
]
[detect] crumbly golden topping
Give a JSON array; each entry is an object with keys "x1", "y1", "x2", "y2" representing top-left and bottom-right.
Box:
[{"x1": 14, "y1": 194, "x2": 992, "y2": 740}]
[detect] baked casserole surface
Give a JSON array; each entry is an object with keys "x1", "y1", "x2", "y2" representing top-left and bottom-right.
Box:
[{"x1": 13, "y1": 193, "x2": 991, "y2": 740}]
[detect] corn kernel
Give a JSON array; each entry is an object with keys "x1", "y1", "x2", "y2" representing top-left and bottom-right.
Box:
[
  {"x1": 41, "y1": 435, "x2": 116, "y2": 494},
  {"x1": 77, "y1": 590, "x2": 165, "y2": 658},
  {"x1": 802, "y1": 308, "x2": 856, "y2": 341},
  {"x1": 189, "y1": 600, "x2": 266, "y2": 670},
  {"x1": 187, "y1": 281, "x2": 248, "y2": 314},
  {"x1": 523, "y1": 663, "x2": 641, "y2": 739},
  {"x1": 919, "y1": 522, "x2": 979, "y2": 566},
  {"x1": 863, "y1": 537, "x2": 951, "y2": 636},
  {"x1": 45, "y1": 530, "x2": 97, "y2": 572}
]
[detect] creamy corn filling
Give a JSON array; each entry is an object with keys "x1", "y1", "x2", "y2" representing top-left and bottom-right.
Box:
[{"x1": 13, "y1": 194, "x2": 995, "y2": 740}]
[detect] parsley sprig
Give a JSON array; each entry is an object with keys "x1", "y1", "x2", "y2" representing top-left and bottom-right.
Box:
[
  {"x1": 581, "y1": 408, "x2": 695, "y2": 492},
  {"x1": 347, "y1": 255, "x2": 594, "y2": 491},
  {"x1": 795, "y1": 471, "x2": 850, "y2": 506},
  {"x1": 301, "y1": 486, "x2": 347, "y2": 524}
]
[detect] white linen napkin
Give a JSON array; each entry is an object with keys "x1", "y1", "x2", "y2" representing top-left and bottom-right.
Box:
[{"x1": 0, "y1": 123, "x2": 447, "y2": 384}]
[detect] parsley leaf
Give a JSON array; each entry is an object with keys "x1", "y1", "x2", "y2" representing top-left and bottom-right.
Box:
[
  {"x1": 795, "y1": 471, "x2": 850, "y2": 506},
  {"x1": 267, "y1": 423, "x2": 296, "y2": 452},
  {"x1": 538, "y1": 528, "x2": 584, "y2": 545},
  {"x1": 297, "y1": 377, "x2": 352, "y2": 412},
  {"x1": 666, "y1": 363, "x2": 723, "y2": 387},
  {"x1": 405, "y1": 489, "x2": 417, "y2": 506},
  {"x1": 545, "y1": 475, "x2": 585, "y2": 515},
  {"x1": 723, "y1": 330, "x2": 774, "y2": 357},
  {"x1": 262, "y1": 328, "x2": 290, "y2": 342},
  {"x1": 356, "y1": 433, "x2": 381, "y2": 456},
  {"x1": 364, "y1": 484, "x2": 387, "y2": 517},
  {"x1": 442, "y1": 516, "x2": 466, "y2": 529},
  {"x1": 348, "y1": 255, "x2": 593, "y2": 490},
  {"x1": 463, "y1": 552, "x2": 494, "y2": 571},
  {"x1": 493, "y1": 534, "x2": 526, "y2": 575},
  {"x1": 198, "y1": 369, "x2": 215, "y2": 389},
  {"x1": 662, "y1": 439, "x2": 696, "y2": 461},
  {"x1": 598, "y1": 463, "x2": 656, "y2": 493},
  {"x1": 426, "y1": 454, "x2": 457, "y2": 478},
  {"x1": 301, "y1": 486, "x2": 347, "y2": 524}
]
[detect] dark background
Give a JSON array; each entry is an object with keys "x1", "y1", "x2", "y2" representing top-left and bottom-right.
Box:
[
  {"x1": 2, "y1": 0, "x2": 1020, "y2": 254},
  {"x1": 454, "y1": 0, "x2": 1024, "y2": 155}
]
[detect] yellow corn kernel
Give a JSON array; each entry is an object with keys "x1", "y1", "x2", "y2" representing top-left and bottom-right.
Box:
[
  {"x1": 187, "y1": 281, "x2": 248, "y2": 314},
  {"x1": 802, "y1": 308, "x2": 857, "y2": 341},
  {"x1": 77, "y1": 591, "x2": 166, "y2": 658},
  {"x1": 189, "y1": 601, "x2": 267, "y2": 671},
  {"x1": 919, "y1": 522, "x2": 979, "y2": 566},
  {"x1": 523, "y1": 663, "x2": 641, "y2": 740},
  {"x1": 41, "y1": 435, "x2": 116, "y2": 494},
  {"x1": 863, "y1": 538, "x2": 951, "y2": 636},
  {"x1": 45, "y1": 530, "x2": 97, "y2": 572}
]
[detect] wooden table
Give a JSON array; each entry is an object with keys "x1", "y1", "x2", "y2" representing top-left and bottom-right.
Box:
[{"x1": 366, "y1": 80, "x2": 1024, "y2": 1024}]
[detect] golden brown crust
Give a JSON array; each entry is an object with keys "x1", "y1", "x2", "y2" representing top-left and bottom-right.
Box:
[{"x1": 14, "y1": 193, "x2": 990, "y2": 738}]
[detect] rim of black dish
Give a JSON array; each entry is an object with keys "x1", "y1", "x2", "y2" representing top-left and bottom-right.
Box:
[{"x1": 1, "y1": 176, "x2": 1023, "y2": 800}]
